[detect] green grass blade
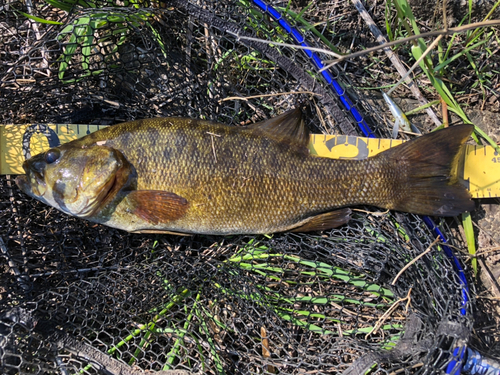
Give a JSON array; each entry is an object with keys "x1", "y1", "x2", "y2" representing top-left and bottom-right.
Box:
[
  {"x1": 58, "y1": 17, "x2": 94, "y2": 80},
  {"x1": 44, "y1": 0, "x2": 76, "y2": 12},
  {"x1": 163, "y1": 293, "x2": 201, "y2": 370},
  {"x1": 404, "y1": 100, "x2": 440, "y2": 116},
  {"x1": 275, "y1": 6, "x2": 342, "y2": 55},
  {"x1": 472, "y1": 126, "x2": 500, "y2": 153},
  {"x1": 195, "y1": 304, "x2": 225, "y2": 374},
  {"x1": 273, "y1": 309, "x2": 334, "y2": 335},
  {"x1": 15, "y1": 10, "x2": 64, "y2": 24},
  {"x1": 433, "y1": 39, "x2": 488, "y2": 72},
  {"x1": 462, "y1": 212, "x2": 477, "y2": 274}
]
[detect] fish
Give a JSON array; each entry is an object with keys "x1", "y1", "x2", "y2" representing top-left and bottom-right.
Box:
[
  {"x1": 382, "y1": 92, "x2": 422, "y2": 138},
  {"x1": 16, "y1": 109, "x2": 475, "y2": 235}
]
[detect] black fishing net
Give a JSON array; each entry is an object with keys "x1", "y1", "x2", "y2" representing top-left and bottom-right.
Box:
[{"x1": 0, "y1": 0, "x2": 486, "y2": 374}]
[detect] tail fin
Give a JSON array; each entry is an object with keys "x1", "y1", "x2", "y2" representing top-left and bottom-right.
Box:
[{"x1": 381, "y1": 125, "x2": 475, "y2": 216}]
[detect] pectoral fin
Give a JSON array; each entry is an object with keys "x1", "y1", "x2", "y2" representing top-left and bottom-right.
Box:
[
  {"x1": 125, "y1": 190, "x2": 189, "y2": 225},
  {"x1": 290, "y1": 208, "x2": 352, "y2": 232}
]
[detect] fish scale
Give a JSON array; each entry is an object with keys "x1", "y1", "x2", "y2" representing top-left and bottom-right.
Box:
[{"x1": 16, "y1": 109, "x2": 475, "y2": 235}]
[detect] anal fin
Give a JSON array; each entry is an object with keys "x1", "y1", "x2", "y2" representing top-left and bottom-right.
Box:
[
  {"x1": 290, "y1": 208, "x2": 352, "y2": 232},
  {"x1": 131, "y1": 229, "x2": 192, "y2": 236}
]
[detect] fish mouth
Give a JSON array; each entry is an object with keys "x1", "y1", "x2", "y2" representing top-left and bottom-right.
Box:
[
  {"x1": 33, "y1": 170, "x2": 45, "y2": 187},
  {"x1": 15, "y1": 169, "x2": 46, "y2": 198}
]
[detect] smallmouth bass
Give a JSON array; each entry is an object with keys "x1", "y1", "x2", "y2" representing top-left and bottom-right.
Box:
[{"x1": 16, "y1": 109, "x2": 475, "y2": 235}]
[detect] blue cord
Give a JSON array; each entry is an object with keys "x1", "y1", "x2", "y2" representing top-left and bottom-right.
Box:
[
  {"x1": 248, "y1": 1, "x2": 472, "y2": 373},
  {"x1": 251, "y1": 0, "x2": 375, "y2": 138}
]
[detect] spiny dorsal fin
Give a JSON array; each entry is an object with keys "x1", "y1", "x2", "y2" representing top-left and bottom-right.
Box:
[{"x1": 246, "y1": 108, "x2": 309, "y2": 151}]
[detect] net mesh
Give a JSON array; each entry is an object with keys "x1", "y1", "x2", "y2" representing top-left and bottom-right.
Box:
[{"x1": 0, "y1": 0, "x2": 477, "y2": 374}]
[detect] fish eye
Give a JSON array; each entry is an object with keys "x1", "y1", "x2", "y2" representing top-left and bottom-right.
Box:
[{"x1": 45, "y1": 149, "x2": 61, "y2": 164}]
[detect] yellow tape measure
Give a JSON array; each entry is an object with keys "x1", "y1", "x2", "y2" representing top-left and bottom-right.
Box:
[{"x1": 1, "y1": 124, "x2": 499, "y2": 198}]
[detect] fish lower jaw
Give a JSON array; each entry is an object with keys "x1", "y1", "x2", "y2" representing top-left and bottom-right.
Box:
[
  {"x1": 15, "y1": 175, "x2": 45, "y2": 198},
  {"x1": 15, "y1": 175, "x2": 29, "y2": 192}
]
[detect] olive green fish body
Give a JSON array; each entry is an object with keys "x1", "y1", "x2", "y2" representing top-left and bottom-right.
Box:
[{"x1": 16, "y1": 109, "x2": 475, "y2": 235}]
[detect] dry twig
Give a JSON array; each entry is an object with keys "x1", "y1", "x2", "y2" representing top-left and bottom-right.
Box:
[{"x1": 392, "y1": 237, "x2": 441, "y2": 285}]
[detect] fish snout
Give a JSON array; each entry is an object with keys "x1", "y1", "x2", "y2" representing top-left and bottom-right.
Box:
[
  {"x1": 15, "y1": 175, "x2": 30, "y2": 194},
  {"x1": 30, "y1": 159, "x2": 46, "y2": 175},
  {"x1": 20, "y1": 159, "x2": 47, "y2": 197}
]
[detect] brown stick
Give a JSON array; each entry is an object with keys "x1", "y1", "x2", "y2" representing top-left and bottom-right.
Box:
[{"x1": 392, "y1": 237, "x2": 441, "y2": 285}]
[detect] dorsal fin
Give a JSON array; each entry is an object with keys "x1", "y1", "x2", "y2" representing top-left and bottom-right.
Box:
[{"x1": 246, "y1": 108, "x2": 309, "y2": 151}]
